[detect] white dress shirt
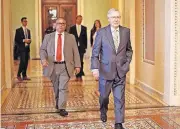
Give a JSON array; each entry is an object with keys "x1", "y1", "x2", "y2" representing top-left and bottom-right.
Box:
[
  {"x1": 22, "y1": 26, "x2": 28, "y2": 38},
  {"x1": 22, "y1": 26, "x2": 29, "y2": 46},
  {"x1": 55, "y1": 31, "x2": 65, "y2": 62},
  {"x1": 92, "y1": 26, "x2": 120, "y2": 75},
  {"x1": 76, "y1": 24, "x2": 81, "y2": 46},
  {"x1": 76, "y1": 24, "x2": 81, "y2": 37}
]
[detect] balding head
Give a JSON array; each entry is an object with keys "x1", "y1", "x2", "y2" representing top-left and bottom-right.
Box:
[
  {"x1": 107, "y1": 8, "x2": 121, "y2": 18},
  {"x1": 107, "y1": 8, "x2": 121, "y2": 29},
  {"x1": 55, "y1": 18, "x2": 66, "y2": 33}
]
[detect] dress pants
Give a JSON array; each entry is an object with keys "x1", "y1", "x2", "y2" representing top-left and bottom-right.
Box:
[
  {"x1": 17, "y1": 49, "x2": 29, "y2": 77},
  {"x1": 50, "y1": 63, "x2": 70, "y2": 109},
  {"x1": 76, "y1": 47, "x2": 85, "y2": 78},
  {"x1": 99, "y1": 75, "x2": 126, "y2": 123}
]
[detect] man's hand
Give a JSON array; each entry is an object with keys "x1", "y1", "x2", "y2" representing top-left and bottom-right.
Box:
[
  {"x1": 42, "y1": 60, "x2": 48, "y2": 67},
  {"x1": 92, "y1": 70, "x2": 99, "y2": 80},
  {"x1": 27, "y1": 39, "x2": 31, "y2": 44},
  {"x1": 75, "y1": 67, "x2": 80, "y2": 75},
  {"x1": 24, "y1": 39, "x2": 31, "y2": 44}
]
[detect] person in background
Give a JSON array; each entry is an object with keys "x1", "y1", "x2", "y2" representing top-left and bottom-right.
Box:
[
  {"x1": 90, "y1": 20, "x2": 101, "y2": 47},
  {"x1": 69, "y1": 15, "x2": 87, "y2": 81},
  {"x1": 13, "y1": 41, "x2": 19, "y2": 60},
  {"x1": 90, "y1": 20, "x2": 102, "y2": 96},
  {"x1": 15, "y1": 17, "x2": 31, "y2": 81}
]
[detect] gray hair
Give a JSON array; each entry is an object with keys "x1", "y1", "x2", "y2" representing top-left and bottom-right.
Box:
[
  {"x1": 56, "y1": 17, "x2": 66, "y2": 23},
  {"x1": 107, "y1": 8, "x2": 120, "y2": 18}
]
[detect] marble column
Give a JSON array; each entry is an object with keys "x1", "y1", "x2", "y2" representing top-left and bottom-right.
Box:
[
  {"x1": 164, "y1": 0, "x2": 180, "y2": 106},
  {"x1": 1, "y1": 0, "x2": 14, "y2": 90}
]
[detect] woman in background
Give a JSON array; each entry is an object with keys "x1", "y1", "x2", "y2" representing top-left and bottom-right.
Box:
[
  {"x1": 90, "y1": 20, "x2": 101, "y2": 96},
  {"x1": 90, "y1": 20, "x2": 101, "y2": 47}
]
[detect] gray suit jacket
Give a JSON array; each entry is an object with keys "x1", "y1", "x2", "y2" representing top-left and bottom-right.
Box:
[
  {"x1": 40, "y1": 32, "x2": 81, "y2": 78},
  {"x1": 91, "y1": 25, "x2": 133, "y2": 80}
]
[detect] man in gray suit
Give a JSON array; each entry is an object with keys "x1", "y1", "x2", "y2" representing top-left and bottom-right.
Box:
[
  {"x1": 91, "y1": 8, "x2": 133, "y2": 129},
  {"x1": 40, "y1": 18, "x2": 81, "y2": 117}
]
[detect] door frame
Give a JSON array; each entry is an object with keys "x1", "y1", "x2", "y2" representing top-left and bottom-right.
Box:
[{"x1": 34, "y1": 0, "x2": 83, "y2": 58}]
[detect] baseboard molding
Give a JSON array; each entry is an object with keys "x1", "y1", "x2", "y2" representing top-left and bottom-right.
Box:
[
  {"x1": 164, "y1": 94, "x2": 180, "y2": 106},
  {"x1": 135, "y1": 79, "x2": 166, "y2": 104}
]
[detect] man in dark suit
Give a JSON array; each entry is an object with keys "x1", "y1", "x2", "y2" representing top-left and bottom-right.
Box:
[
  {"x1": 13, "y1": 41, "x2": 19, "y2": 60},
  {"x1": 15, "y1": 17, "x2": 31, "y2": 81},
  {"x1": 69, "y1": 15, "x2": 87, "y2": 81},
  {"x1": 91, "y1": 8, "x2": 133, "y2": 129}
]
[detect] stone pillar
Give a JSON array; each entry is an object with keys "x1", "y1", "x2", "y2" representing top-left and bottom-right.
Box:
[
  {"x1": 164, "y1": 0, "x2": 180, "y2": 106},
  {"x1": 129, "y1": 0, "x2": 136, "y2": 84},
  {"x1": 1, "y1": 0, "x2": 14, "y2": 89},
  {"x1": 35, "y1": 0, "x2": 42, "y2": 58},
  {"x1": 118, "y1": 0, "x2": 136, "y2": 84},
  {"x1": 118, "y1": 0, "x2": 125, "y2": 25},
  {"x1": 1, "y1": 0, "x2": 5, "y2": 90},
  {"x1": 77, "y1": 0, "x2": 84, "y2": 24}
]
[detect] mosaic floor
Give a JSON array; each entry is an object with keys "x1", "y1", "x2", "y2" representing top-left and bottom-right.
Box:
[{"x1": 1, "y1": 60, "x2": 180, "y2": 129}]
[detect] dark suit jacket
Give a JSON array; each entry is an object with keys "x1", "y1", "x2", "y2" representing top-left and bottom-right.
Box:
[
  {"x1": 69, "y1": 25, "x2": 87, "y2": 53},
  {"x1": 91, "y1": 25, "x2": 133, "y2": 80},
  {"x1": 15, "y1": 27, "x2": 31, "y2": 52}
]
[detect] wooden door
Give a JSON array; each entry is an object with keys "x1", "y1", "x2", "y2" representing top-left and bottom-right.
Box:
[
  {"x1": 42, "y1": 0, "x2": 77, "y2": 36},
  {"x1": 42, "y1": 5, "x2": 59, "y2": 35},
  {"x1": 59, "y1": 4, "x2": 76, "y2": 31}
]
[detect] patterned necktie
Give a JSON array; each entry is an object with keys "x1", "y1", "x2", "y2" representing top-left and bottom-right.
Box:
[
  {"x1": 56, "y1": 34, "x2": 62, "y2": 61},
  {"x1": 25, "y1": 28, "x2": 28, "y2": 39},
  {"x1": 113, "y1": 29, "x2": 119, "y2": 51}
]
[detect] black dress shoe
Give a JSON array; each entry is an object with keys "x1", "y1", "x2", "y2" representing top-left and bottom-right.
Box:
[
  {"x1": 17, "y1": 76, "x2": 23, "y2": 81},
  {"x1": 23, "y1": 76, "x2": 31, "y2": 80},
  {"x1": 76, "y1": 77, "x2": 82, "y2": 81},
  {"x1": 100, "y1": 113, "x2": 107, "y2": 122},
  {"x1": 114, "y1": 123, "x2": 124, "y2": 129},
  {"x1": 59, "y1": 109, "x2": 68, "y2": 117}
]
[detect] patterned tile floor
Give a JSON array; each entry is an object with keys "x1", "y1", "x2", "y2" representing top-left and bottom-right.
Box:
[{"x1": 1, "y1": 59, "x2": 180, "y2": 129}]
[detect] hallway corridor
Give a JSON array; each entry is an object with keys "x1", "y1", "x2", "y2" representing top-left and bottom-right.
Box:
[{"x1": 1, "y1": 59, "x2": 180, "y2": 129}]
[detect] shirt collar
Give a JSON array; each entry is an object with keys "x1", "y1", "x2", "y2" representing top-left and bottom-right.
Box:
[
  {"x1": 22, "y1": 26, "x2": 27, "y2": 30},
  {"x1": 110, "y1": 26, "x2": 119, "y2": 33},
  {"x1": 76, "y1": 24, "x2": 81, "y2": 27},
  {"x1": 56, "y1": 31, "x2": 64, "y2": 36}
]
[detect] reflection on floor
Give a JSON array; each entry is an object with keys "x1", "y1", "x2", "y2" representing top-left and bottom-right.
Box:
[{"x1": 1, "y1": 60, "x2": 180, "y2": 129}]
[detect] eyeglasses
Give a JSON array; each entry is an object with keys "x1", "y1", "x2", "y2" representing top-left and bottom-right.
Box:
[
  {"x1": 110, "y1": 16, "x2": 120, "y2": 20},
  {"x1": 56, "y1": 22, "x2": 66, "y2": 26}
]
